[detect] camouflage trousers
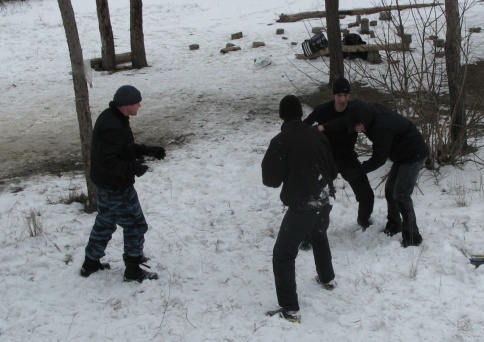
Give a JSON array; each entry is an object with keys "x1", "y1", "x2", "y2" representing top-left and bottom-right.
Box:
[{"x1": 85, "y1": 185, "x2": 148, "y2": 261}]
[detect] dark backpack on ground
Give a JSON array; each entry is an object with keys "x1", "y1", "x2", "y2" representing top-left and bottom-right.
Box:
[
  {"x1": 302, "y1": 33, "x2": 329, "y2": 56},
  {"x1": 342, "y1": 33, "x2": 368, "y2": 60}
]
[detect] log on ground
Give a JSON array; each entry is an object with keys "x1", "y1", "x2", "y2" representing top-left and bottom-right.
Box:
[
  {"x1": 278, "y1": 3, "x2": 440, "y2": 23},
  {"x1": 90, "y1": 52, "x2": 132, "y2": 69}
]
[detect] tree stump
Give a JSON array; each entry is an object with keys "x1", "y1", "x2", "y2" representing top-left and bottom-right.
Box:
[
  {"x1": 231, "y1": 32, "x2": 243, "y2": 40},
  {"x1": 360, "y1": 18, "x2": 370, "y2": 34},
  {"x1": 367, "y1": 51, "x2": 383, "y2": 64},
  {"x1": 379, "y1": 11, "x2": 392, "y2": 20},
  {"x1": 434, "y1": 39, "x2": 445, "y2": 47}
]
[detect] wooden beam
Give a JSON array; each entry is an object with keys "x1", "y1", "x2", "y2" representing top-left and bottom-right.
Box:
[
  {"x1": 90, "y1": 52, "x2": 131, "y2": 69},
  {"x1": 278, "y1": 3, "x2": 441, "y2": 23},
  {"x1": 295, "y1": 43, "x2": 412, "y2": 60}
]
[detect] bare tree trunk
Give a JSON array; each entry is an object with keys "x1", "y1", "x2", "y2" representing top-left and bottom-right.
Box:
[
  {"x1": 57, "y1": 0, "x2": 97, "y2": 211},
  {"x1": 445, "y1": 0, "x2": 467, "y2": 150},
  {"x1": 130, "y1": 0, "x2": 148, "y2": 68},
  {"x1": 325, "y1": 0, "x2": 344, "y2": 86},
  {"x1": 96, "y1": 0, "x2": 116, "y2": 71}
]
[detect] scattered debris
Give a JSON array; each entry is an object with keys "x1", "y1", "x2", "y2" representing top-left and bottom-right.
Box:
[
  {"x1": 254, "y1": 56, "x2": 272, "y2": 68},
  {"x1": 469, "y1": 255, "x2": 484, "y2": 268},
  {"x1": 220, "y1": 43, "x2": 241, "y2": 54}
]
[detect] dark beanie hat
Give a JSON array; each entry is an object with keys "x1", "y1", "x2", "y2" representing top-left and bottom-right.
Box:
[
  {"x1": 333, "y1": 77, "x2": 350, "y2": 94},
  {"x1": 113, "y1": 85, "x2": 142, "y2": 106},
  {"x1": 279, "y1": 95, "x2": 303, "y2": 120}
]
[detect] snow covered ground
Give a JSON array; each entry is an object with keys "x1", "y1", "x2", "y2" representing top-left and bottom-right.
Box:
[{"x1": 1, "y1": 0, "x2": 484, "y2": 341}]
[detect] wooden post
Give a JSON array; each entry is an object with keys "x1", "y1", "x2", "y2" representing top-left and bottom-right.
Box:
[{"x1": 360, "y1": 18, "x2": 370, "y2": 34}]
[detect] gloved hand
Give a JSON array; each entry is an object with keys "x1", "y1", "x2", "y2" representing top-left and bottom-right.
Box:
[
  {"x1": 140, "y1": 144, "x2": 166, "y2": 160},
  {"x1": 134, "y1": 160, "x2": 148, "y2": 177},
  {"x1": 148, "y1": 146, "x2": 166, "y2": 160}
]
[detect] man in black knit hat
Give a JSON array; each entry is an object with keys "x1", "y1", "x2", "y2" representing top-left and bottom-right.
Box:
[
  {"x1": 262, "y1": 95, "x2": 338, "y2": 323},
  {"x1": 80, "y1": 85, "x2": 166, "y2": 282},
  {"x1": 300, "y1": 78, "x2": 375, "y2": 250}
]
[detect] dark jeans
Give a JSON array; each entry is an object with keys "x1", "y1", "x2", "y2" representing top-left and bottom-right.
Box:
[
  {"x1": 272, "y1": 204, "x2": 334, "y2": 311},
  {"x1": 337, "y1": 158, "x2": 374, "y2": 222},
  {"x1": 85, "y1": 185, "x2": 148, "y2": 261},
  {"x1": 385, "y1": 158, "x2": 426, "y2": 235}
]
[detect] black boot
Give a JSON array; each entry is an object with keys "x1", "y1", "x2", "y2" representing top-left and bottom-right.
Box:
[
  {"x1": 402, "y1": 231, "x2": 423, "y2": 248},
  {"x1": 80, "y1": 256, "x2": 111, "y2": 277},
  {"x1": 124, "y1": 256, "x2": 159, "y2": 283},
  {"x1": 383, "y1": 221, "x2": 402, "y2": 237},
  {"x1": 357, "y1": 218, "x2": 373, "y2": 231}
]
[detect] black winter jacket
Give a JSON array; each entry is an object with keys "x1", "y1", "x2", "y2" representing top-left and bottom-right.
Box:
[
  {"x1": 90, "y1": 102, "x2": 143, "y2": 188},
  {"x1": 303, "y1": 99, "x2": 362, "y2": 161},
  {"x1": 262, "y1": 119, "x2": 337, "y2": 208},
  {"x1": 347, "y1": 102, "x2": 429, "y2": 173}
]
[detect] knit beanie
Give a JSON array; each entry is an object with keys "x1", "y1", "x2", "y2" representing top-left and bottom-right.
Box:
[
  {"x1": 279, "y1": 95, "x2": 303, "y2": 120},
  {"x1": 332, "y1": 77, "x2": 350, "y2": 94},
  {"x1": 113, "y1": 85, "x2": 142, "y2": 106}
]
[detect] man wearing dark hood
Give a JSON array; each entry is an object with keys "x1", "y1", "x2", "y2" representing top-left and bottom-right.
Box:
[
  {"x1": 262, "y1": 95, "x2": 338, "y2": 323},
  {"x1": 347, "y1": 101, "x2": 428, "y2": 247}
]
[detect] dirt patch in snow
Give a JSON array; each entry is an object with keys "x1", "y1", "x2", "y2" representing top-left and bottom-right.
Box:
[{"x1": 1, "y1": 59, "x2": 484, "y2": 186}]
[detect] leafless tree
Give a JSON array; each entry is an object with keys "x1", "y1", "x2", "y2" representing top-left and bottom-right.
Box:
[
  {"x1": 130, "y1": 0, "x2": 148, "y2": 68},
  {"x1": 325, "y1": 0, "x2": 345, "y2": 85},
  {"x1": 96, "y1": 0, "x2": 116, "y2": 71},
  {"x1": 445, "y1": 0, "x2": 467, "y2": 151},
  {"x1": 57, "y1": 0, "x2": 97, "y2": 211}
]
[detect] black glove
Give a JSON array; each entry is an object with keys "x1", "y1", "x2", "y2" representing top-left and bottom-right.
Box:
[
  {"x1": 134, "y1": 160, "x2": 148, "y2": 177},
  {"x1": 141, "y1": 145, "x2": 166, "y2": 160},
  {"x1": 149, "y1": 146, "x2": 166, "y2": 160}
]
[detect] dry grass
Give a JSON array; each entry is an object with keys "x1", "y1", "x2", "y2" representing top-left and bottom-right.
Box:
[{"x1": 24, "y1": 207, "x2": 43, "y2": 237}]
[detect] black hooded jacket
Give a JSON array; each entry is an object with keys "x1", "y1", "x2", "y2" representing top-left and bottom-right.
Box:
[
  {"x1": 262, "y1": 119, "x2": 337, "y2": 208},
  {"x1": 303, "y1": 99, "x2": 363, "y2": 162},
  {"x1": 90, "y1": 102, "x2": 143, "y2": 188},
  {"x1": 347, "y1": 102, "x2": 429, "y2": 173}
]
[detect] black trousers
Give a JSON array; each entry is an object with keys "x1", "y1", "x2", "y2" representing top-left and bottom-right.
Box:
[
  {"x1": 385, "y1": 158, "x2": 426, "y2": 235},
  {"x1": 272, "y1": 204, "x2": 334, "y2": 311},
  {"x1": 337, "y1": 158, "x2": 374, "y2": 222}
]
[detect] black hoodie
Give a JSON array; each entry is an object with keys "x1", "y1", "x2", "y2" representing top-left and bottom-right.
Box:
[
  {"x1": 262, "y1": 119, "x2": 337, "y2": 208},
  {"x1": 347, "y1": 102, "x2": 428, "y2": 173}
]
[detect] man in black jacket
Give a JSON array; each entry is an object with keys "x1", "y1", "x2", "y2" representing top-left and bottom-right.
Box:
[
  {"x1": 300, "y1": 78, "x2": 375, "y2": 250},
  {"x1": 262, "y1": 95, "x2": 338, "y2": 323},
  {"x1": 347, "y1": 101, "x2": 428, "y2": 247},
  {"x1": 80, "y1": 85, "x2": 166, "y2": 282}
]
